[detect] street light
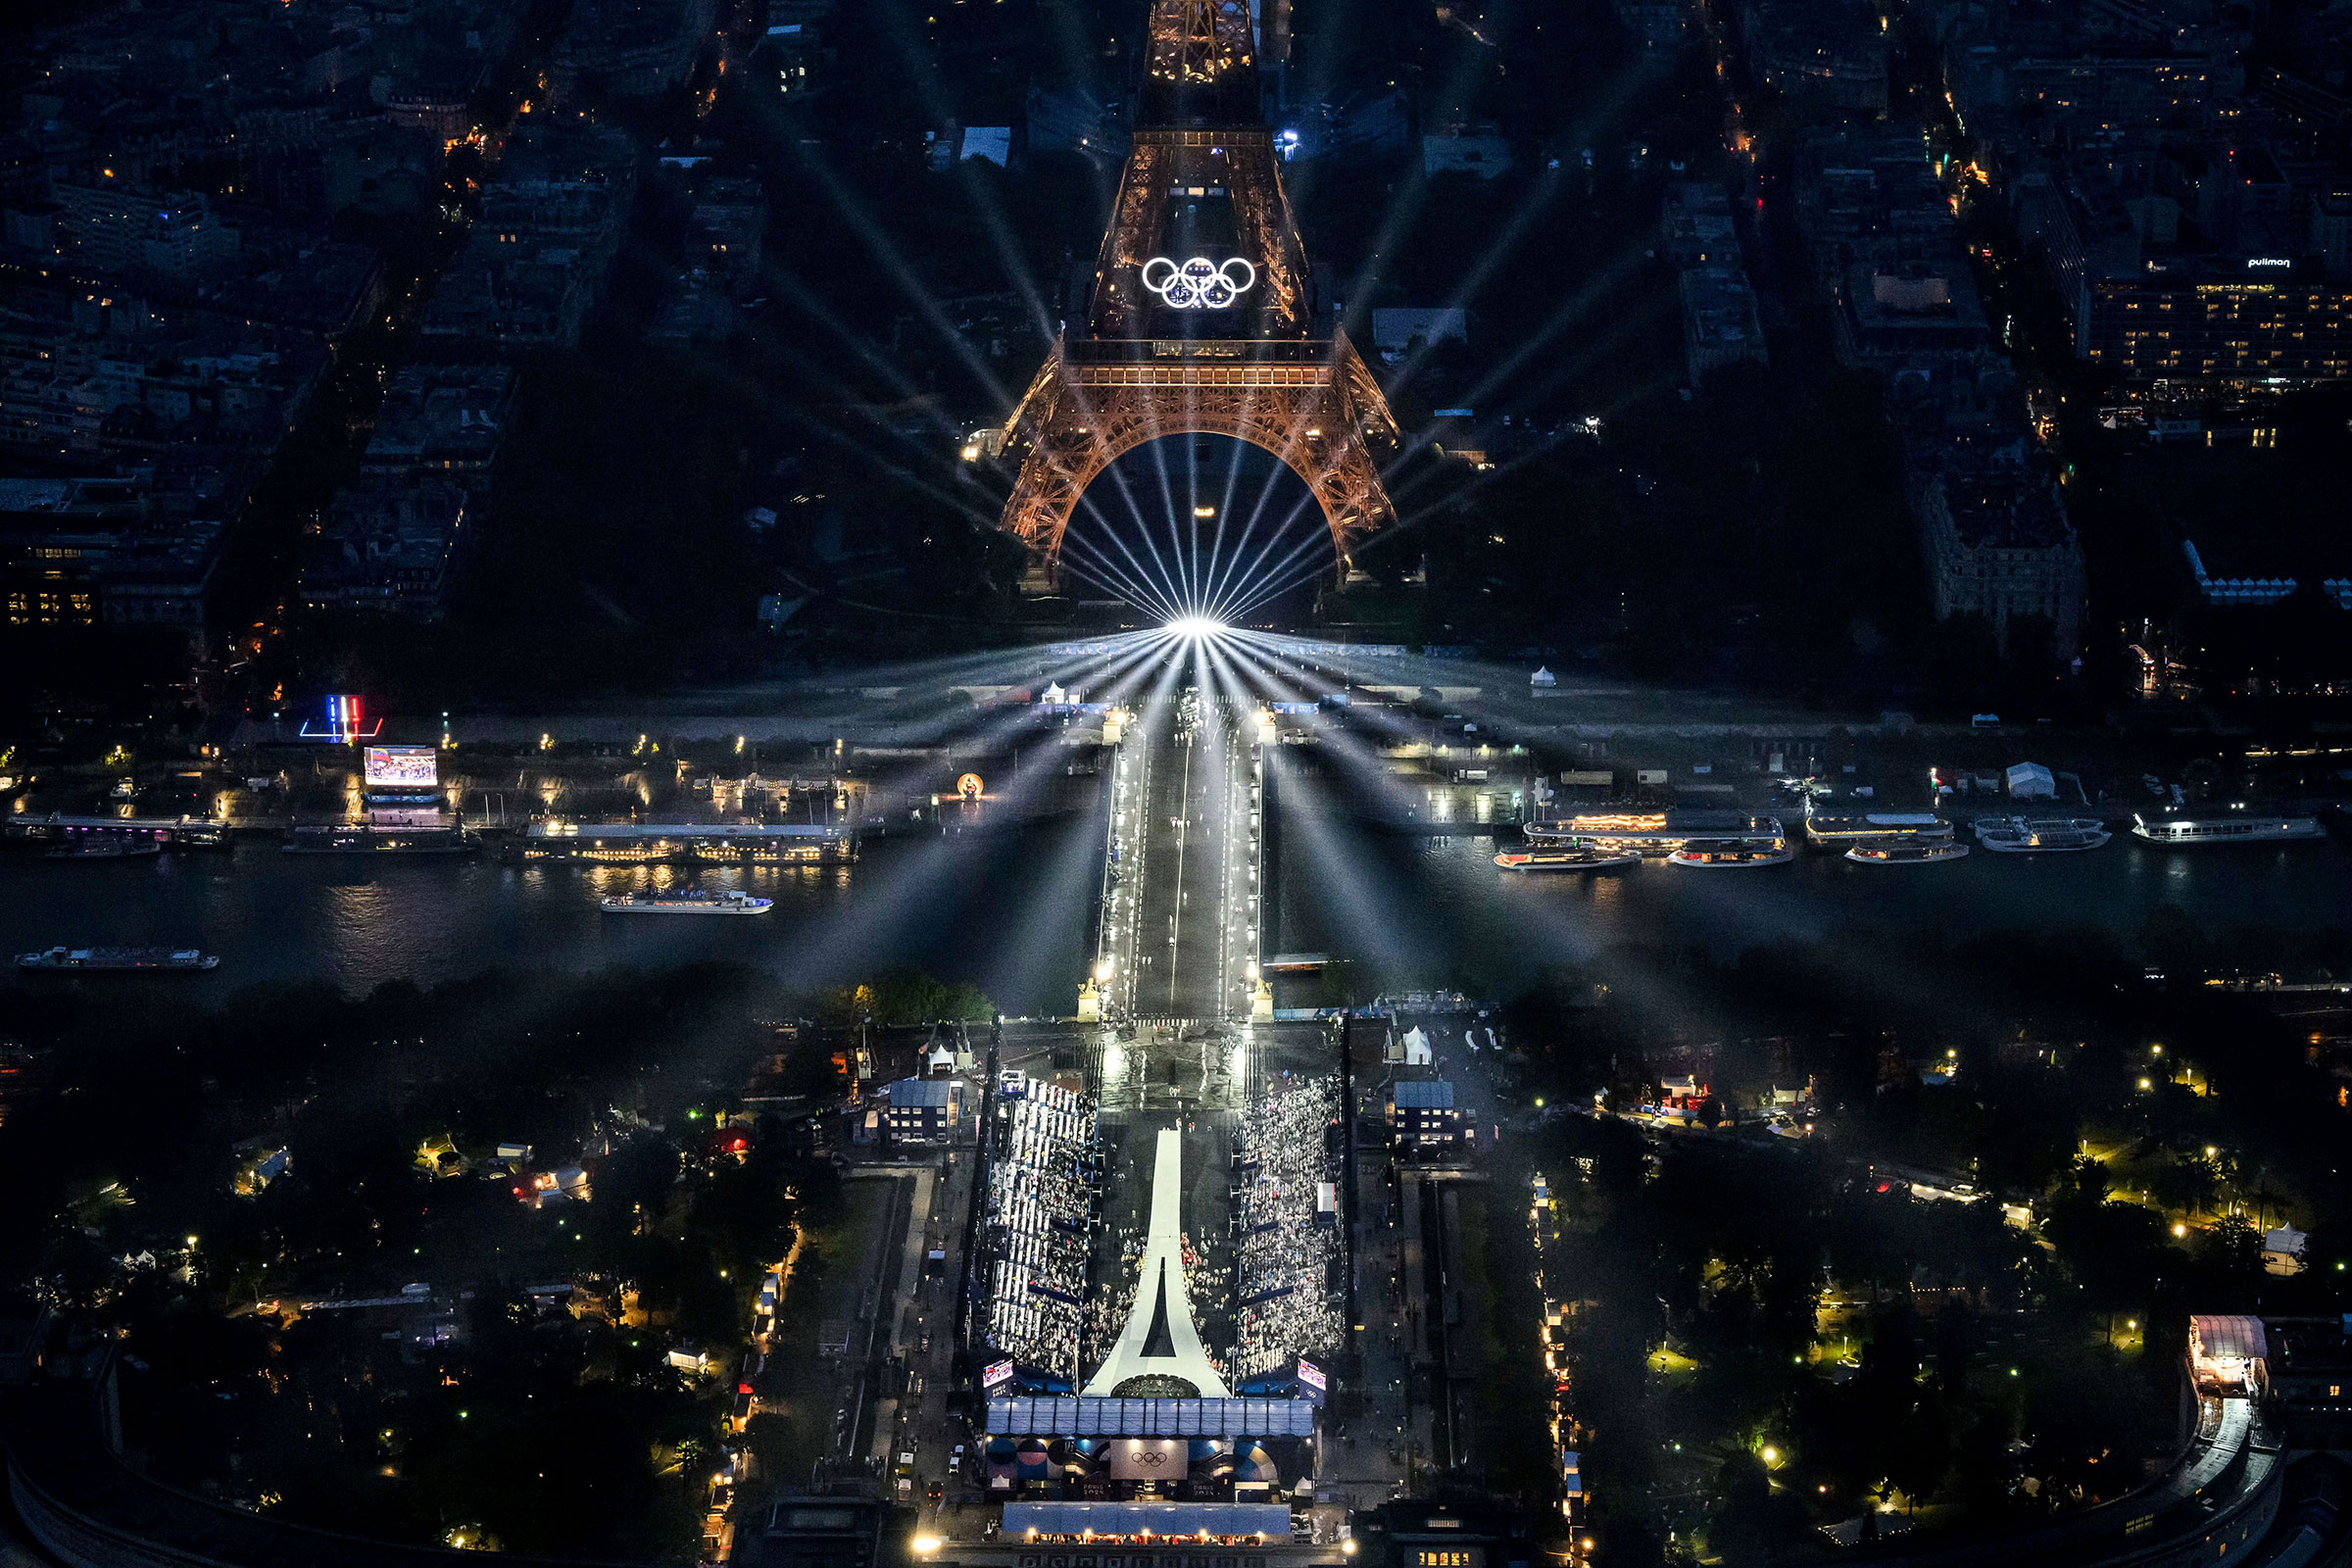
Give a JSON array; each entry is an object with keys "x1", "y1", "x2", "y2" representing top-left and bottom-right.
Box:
[{"x1": 911, "y1": 1536, "x2": 942, "y2": 1554}]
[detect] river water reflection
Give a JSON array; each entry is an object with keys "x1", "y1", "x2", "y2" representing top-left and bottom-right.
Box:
[
  {"x1": 0, "y1": 812, "x2": 2343, "y2": 1017},
  {"x1": 1269, "y1": 820, "x2": 2352, "y2": 998}
]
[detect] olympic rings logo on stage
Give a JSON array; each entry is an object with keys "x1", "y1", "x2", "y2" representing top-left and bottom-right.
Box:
[{"x1": 1141, "y1": 255, "x2": 1257, "y2": 310}]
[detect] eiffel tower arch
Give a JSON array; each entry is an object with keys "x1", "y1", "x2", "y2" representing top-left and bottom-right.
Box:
[{"x1": 997, "y1": 0, "x2": 1397, "y2": 595}]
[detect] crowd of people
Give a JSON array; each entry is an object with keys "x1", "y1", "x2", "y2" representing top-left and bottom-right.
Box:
[
  {"x1": 1232, "y1": 1071, "x2": 1346, "y2": 1382},
  {"x1": 979, "y1": 1081, "x2": 1099, "y2": 1382}
]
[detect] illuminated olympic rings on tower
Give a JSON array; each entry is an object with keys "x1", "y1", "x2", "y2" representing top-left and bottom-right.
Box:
[{"x1": 1140, "y1": 255, "x2": 1257, "y2": 310}]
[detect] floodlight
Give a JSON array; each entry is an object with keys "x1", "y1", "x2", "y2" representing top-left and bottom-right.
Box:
[{"x1": 1164, "y1": 614, "x2": 1228, "y2": 640}]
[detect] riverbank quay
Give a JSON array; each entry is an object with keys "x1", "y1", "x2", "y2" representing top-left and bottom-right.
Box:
[{"x1": 0, "y1": 717, "x2": 1120, "y2": 853}]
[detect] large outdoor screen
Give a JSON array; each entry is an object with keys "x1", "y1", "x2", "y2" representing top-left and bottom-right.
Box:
[{"x1": 365, "y1": 746, "x2": 439, "y2": 789}]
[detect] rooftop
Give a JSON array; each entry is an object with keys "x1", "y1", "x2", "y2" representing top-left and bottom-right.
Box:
[{"x1": 885, "y1": 1077, "x2": 956, "y2": 1107}]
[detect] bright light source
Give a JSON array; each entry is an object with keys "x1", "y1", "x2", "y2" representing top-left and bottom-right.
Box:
[
  {"x1": 911, "y1": 1536, "x2": 943, "y2": 1554},
  {"x1": 1164, "y1": 614, "x2": 1227, "y2": 640}
]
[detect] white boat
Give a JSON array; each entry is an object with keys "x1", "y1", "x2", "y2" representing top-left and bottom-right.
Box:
[
  {"x1": 1494, "y1": 848, "x2": 1640, "y2": 873},
  {"x1": 599, "y1": 889, "x2": 773, "y2": 914},
  {"x1": 1845, "y1": 838, "x2": 1970, "y2": 865},
  {"x1": 1973, "y1": 815, "x2": 2111, "y2": 854},
  {"x1": 2130, "y1": 810, "x2": 2324, "y2": 846},
  {"x1": 1669, "y1": 844, "x2": 1794, "y2": 868}
]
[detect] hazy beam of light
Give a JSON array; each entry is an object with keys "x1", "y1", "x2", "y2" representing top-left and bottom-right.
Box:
[
  {"x1": 1379, "y1": 164, "x2": 1565, "y2": 410},
  {"x1": 784, "y1": 137, "x2": 1015, "y2": 411},
  {"x1": 1257, "y1": 751, "x2": 1445, "y2": 984},
  {"x1": 865, "y1": 0, "x2": 1062, "y2": 344},
  {"x1": 1198, "y1": 439, "x2": 1332, "y2": 624},
  {"x1": 1059, "y1": 510, "x2": 1189, "y2": 623},
  {"x1": 779, "y1": 714, "x2": 1119, "y2": 986},
  {"x1": 1207, "y1": 487, "x2": 1341, "y2": 623},
  {"x1": 975, "y1": 775, "x2": 1131, "y2": 1008},
  {"x1": 1383, "y1": 52, "x2": 1658, "y2": 407}
]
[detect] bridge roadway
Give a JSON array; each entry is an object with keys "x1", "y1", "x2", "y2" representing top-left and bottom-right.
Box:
[
  {"x1": 1123, "y1": 689, "x2": 1258, "y2": 1026},
  {"x1": 1067, "y1": 690, "x2": 1286, "y2": 1409}
]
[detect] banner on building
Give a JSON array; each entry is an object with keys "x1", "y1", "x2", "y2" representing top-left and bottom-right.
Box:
[{"x1": 1108, "y1": 1438, "x2": 1185, "y2": 1480}]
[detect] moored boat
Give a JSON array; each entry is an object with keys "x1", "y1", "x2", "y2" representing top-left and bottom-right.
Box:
[
  {"x1": 1804, "y1": 803, "x2": 1957, "y2": 849},
  {"x1": 1494, "y1": 848, "x2": 1641, "y2": 873},
  {"x1": 1525, "y1": 809, "x2": 1787, "y2": 859},
  {"x1": 1669, "y1": 844, "x2": 1795, "y2": 867},
  {"x1": 599, "y1": 889, "x2": 773, "y2": 914},
  {"x1": 1845, "y1": 838, "x2": 1970, "y2": 865},
  {"x1": 1974, "y1": 815, "x2": 2110, "y2": 853},
  {"x1": 2130, "y1": 810, "x2": 2323, "y2": 846},
  {"x1": 45, "y1": 834, "x2": 164, "y2": 859},
  {"x1": 17, "y1": 946, "x2": 219, "y2": 971},
  {"x1": 282, "y1": 826, "x2": 473, "y2": 855}
]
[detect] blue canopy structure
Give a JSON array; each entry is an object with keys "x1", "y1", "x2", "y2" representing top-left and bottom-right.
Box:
[{"x1": 1001, "y1": 1502, "x2": 1291, "y2": 1540}]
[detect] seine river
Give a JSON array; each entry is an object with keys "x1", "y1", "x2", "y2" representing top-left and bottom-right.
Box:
[
  {"x1": 1, "y1": 814, "x2": 2344, "y2": 1017},
  {"x1": 1271, "y1": 822, "x2": 2352, "y2": 1000}
]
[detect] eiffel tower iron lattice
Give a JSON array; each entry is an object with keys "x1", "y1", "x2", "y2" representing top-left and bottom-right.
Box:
[{"x1": 996, "y1": 0, "x2": 1397, "y2": 595}]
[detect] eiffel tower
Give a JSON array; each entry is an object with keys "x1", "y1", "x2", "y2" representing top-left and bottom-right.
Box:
[{"x1": 997, "y1": 0, "x2": 1397, "y2": 595}]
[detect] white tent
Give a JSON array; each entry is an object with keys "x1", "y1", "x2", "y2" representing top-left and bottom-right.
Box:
[
  {"x1": 1400, "y1": 1027, "x2": 1434, "y2": 1065},
  {"x1": 2005, "y1": 761, "x2": 2055, "y2": 799},
  {"x1": 2264, "y1": 1226, "x2": 2308, "y2": 1276}
]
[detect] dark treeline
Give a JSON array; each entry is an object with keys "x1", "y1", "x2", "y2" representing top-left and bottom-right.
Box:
[
  {"x1": 0, "y1": 962, "x2": 991, "y2": 1558},
  {"x1": 1485, "y1": 911, "x2": 2352, "y2": 1562}
]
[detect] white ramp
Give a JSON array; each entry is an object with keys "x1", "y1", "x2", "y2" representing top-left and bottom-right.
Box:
[{"x1": 1084, "y1": 1128, "x2": 1230, "y2": 1397}]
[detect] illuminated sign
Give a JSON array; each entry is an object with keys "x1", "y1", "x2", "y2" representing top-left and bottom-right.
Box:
[
  {"x1": 299, "y1": 694, "x2": 381, "y2": 742},
  {"x1": 1142, "y1": 256, "x2": 1256, "y2": 310},
  {"x1": 956, "y1": 772, "x2": 985, "y2": 799},
  {"x1": 980, "y1": 1357, "x2": 1016, "y2": 1394},
  {"x1": 365, "y1": 746, "x2": 439, "y2": 790},
  {"x1": 1296, "y1": 1357, "x2": 1326, "y2": 1401},
  {"x1": 2246, "y1": 257, "x2": 2292, "y2": 269}
]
